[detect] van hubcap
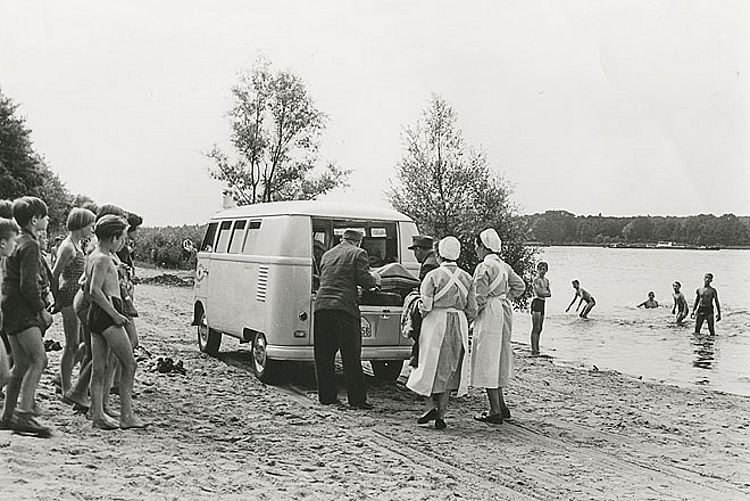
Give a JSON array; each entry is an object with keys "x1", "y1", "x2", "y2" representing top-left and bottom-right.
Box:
[{"x1": 198, "y1": 314, "x2": 208, "y2": 345}]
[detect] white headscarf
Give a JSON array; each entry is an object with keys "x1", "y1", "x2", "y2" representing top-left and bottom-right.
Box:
[
  {"x1": 479, "y1": 228, "x2": 502, "y2": 252},
  {"x1": 438, "y1": 236, "x2": 461, "y2": 261}
]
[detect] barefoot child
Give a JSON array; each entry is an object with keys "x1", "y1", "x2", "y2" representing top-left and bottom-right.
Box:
[
  {"x1": 52, "y1": 208, "x2": 95, "y2": 395},
  {"x1": 566, "y1": 279, "x2": 595, "y2": 319},
  {"x1": 691, "y1": 273, "x2": 721, "y2": 335},
  {"x1": 0, "y1": 197, "x2": 53, "y2": 436},
  {"x1": 86, "y1": 215, "x2": 144, "y2": 430},
  {"x1": 672, "y1": 282, "x2": 689, "y2": 324},
  {"x1": 0, "y1": 217, "x2": 20, "y2": 389},
  {"x1": 530, "y1": 261, "x2": 550, "y2": 356}
]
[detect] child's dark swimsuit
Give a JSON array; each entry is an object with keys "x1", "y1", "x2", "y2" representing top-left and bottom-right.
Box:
[
  {"x1": 87, "y1": 296, "x2": 124, "y2": 335},
  {"x1": 531, "y1": 298, "x2": 546, "y2": 314}
]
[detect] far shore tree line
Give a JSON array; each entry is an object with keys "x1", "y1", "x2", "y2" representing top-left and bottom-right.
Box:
[{"x1": 525, "y1": 211, "x2": 750, "y2": 247}]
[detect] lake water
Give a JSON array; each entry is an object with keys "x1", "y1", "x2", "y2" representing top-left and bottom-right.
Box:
[{"x1": 510, "y1": 246, "x2": 750, "y2": 396}]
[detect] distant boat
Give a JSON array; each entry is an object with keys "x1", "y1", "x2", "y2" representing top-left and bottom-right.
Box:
[{"x1": 608, "y1": 241, "x2": 720, "y2": 250}]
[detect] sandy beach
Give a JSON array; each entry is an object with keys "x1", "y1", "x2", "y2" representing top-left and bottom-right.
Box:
[{"x1": 2, "y1": 271, "x2": 749, "y2": 501}]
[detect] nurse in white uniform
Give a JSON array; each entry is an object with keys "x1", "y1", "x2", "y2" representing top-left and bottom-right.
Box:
[
  {"x1": 406, "y1": 237, "x2": 477, "y2": 430},
  {"x1": 470, "y1": 228, "x2": 526, "y2": 424}
]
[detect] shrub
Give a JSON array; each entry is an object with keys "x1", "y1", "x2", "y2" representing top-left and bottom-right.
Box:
[{"x1": 133, "y1": 224, "x2": 206, "y2": 270}]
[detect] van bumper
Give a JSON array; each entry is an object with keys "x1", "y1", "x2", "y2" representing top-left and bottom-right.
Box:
[{"x1": 265, "y1": 345, "x2": 412, "y2": 362}]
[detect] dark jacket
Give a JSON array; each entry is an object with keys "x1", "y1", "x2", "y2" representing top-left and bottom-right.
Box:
[
  {"x1": 418, "y1": 251, "x2": 439, "y2": 282},
  {"x1": 314, "y1": 241, "x2": 377, "y2": 319},
  {"x1": 1, "y1": 231, "x2": 46, "y2": 314}
]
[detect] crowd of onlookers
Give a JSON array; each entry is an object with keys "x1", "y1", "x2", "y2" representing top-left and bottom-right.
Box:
[{"x1": 0, "y1": 197, "x2": 145, "y2": 437}]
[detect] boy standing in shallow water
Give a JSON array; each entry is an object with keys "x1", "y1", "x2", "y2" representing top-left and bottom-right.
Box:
[
  {"x1": 530, "y1": 262, "x2": 550, "y2": 356},
  {"x1": 691, "y1": 273, "x2": 721, "y2": 336},
  {"x1": 672, "y1": 281, "x2": 689, "y2": 324},
  {"x1": 86, "y1": 215, "x2": 144, "y2": 430},
  {"x1": 566, "y1": 279, "x2": 595, "y2": 319}
]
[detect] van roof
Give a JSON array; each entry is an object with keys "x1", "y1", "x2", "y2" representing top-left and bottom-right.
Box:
[{"x1": 212, "y1": 201, "x2": 415, "y2": 222}]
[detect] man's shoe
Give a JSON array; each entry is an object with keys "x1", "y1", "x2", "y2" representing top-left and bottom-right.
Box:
[
  {"x1": 434, "y1": 418, "x2": 447, "y2": 430},
  {"x1": 350, "y1": 402, "x2": 374, "y2": 410},
  {"x1": 320, "y1": 398, "x2": 342, "y2": 406},
  {"x1": 417, "y1": 408, "x2": 437, "y2": 424}
]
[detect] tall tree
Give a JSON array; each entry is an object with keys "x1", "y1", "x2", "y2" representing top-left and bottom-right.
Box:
[
  {"x1": 207, "y1": 58, "x2": 349, "y2": 205},
  {"x1": 0, "y1": 88, "x2": 72, "y2": 232},
  {"x1": 388, "y1": 95, "x2": 536, "y2": 307}
]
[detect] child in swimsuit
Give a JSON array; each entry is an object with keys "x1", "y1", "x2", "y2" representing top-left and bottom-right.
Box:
[
  {"x1": 637, "y1": 291, "x2": 659, "y2": 309},
  {"x1": 566, "y1": 279, "x2": 595, "y2": 319},
  {"x1": 691, "y1": 273, "x2": 721, "y2": 335},
  {"x1": 672, "y1": 281, "x2": 689, "y2": 324},
  {"x1": 530, "y1": 261, "x2": 550, "y2": 356},
  {"x1": 86, "y1": 215, "x2": 144, "y2": 430}
]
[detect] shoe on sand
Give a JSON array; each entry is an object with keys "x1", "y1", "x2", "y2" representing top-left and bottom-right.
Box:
[
  {"x1": 474, "y1": 411, "x2": 503, "y2": 424},
  {"x1": 417, "y1": 408, "x2": 437, "y2": 424},
  {"x1": 9, "y1": 411, "x2": 52, "y2": 438}
]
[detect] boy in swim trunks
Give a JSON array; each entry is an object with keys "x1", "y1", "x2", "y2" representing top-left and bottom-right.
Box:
[
  {"x1": 691, "y1": 273, "x2": 721, "y2": 335},
  {"x1": 530, "y1": 261, "x2": 550, "y2": 356},
  {"x1": 671, "y1": 281, "x2": 689, "y2": 324},
  {"x1": 86, "y1": 215, "x2": 144, "y2": 430},
  {"x1": 566, "y1": 279, "x2": 595, "y2": 319}
]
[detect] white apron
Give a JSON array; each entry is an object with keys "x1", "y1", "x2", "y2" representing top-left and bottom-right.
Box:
[
  {"x1": 406, "y1": 268, "x2": 471, "y2": 397},
  {"x1": 470, "y1": 260, "x2": 514, "y2": 389}
]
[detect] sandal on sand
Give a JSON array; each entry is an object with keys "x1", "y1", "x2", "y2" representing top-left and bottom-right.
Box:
[{"x1": 474, "y1": 411, "x2": 503, "y2": 424}]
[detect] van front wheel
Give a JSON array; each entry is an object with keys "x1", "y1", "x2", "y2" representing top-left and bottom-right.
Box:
[
  {"x1": 251, "y1": 332, "x2": 277, "y2": 382},
  {"x1": 371, "y1": 360, "x2": 404, "y2": 381},
  {"x1": 197, "y1": 311, "x2": 221, "y2": 356}
]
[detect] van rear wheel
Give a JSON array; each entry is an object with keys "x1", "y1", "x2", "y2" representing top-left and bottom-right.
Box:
[
  {"x1": 371, "y1": 360, "x2": 404, "y2": 381},
  {"x1": 197, "y1": 310, "x2": 221, "y2": 356},
  {"x1": 251, "y1": 332, "x2": 278, "y2": 382}
]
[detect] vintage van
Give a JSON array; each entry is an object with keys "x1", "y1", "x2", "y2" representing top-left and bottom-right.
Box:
[{"x1": 191, "y1": 201, "x2": 421, "y2": 382}]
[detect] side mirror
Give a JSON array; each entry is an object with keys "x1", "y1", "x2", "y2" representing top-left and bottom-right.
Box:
[{"x1": 182, "y1": 239, "x2": 197, "y2": 254}]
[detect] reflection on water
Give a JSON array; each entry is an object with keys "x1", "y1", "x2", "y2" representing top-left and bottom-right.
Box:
[
  {"x1": 510, "y1": 247, "x2": 750, "y2": 396},
  {"x1": 692, "y1": 334, "x2": 715, "y2": 370}
]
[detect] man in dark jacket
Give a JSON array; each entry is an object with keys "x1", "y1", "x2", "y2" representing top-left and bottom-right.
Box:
[
  {"x1": 314, "y1": 229, "x2": 379, "y2": 409},
  {"x1": 409, "y1": 235, "x2": 439, "y2": 281},
  {"x1": 406, "y1": 235, "x2": 438, "y2": 367}
]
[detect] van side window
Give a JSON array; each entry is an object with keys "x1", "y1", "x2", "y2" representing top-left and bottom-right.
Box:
[
  {"x1": 215, "y1": 221, "x2": 233, "y2": 253},
  {"x1": 242, "y1": 220, "x2": 262, "y2": 255},
  {"x1": 228, "y1": 220, "x2": 247, "y2": 254},
  {"x1": 201, "y1": 222, "x2": 218, "y2": 252}
]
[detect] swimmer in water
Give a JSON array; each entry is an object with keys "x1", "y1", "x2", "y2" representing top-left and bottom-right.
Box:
[
  {"x1": 637, "y1": 291, "x2": 659, "y2": 309},
  {"x1": 566, "y1": 280, "x2": 595, "y2": 319},
  {"x1": 671, "y1": 281, "x2": 689, "y2": 324},
  {"x1": 691, "y1": 273, "x2": 721, "y2": 336}
]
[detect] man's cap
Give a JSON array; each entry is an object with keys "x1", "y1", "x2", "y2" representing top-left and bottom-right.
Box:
[{"x1": 408, "y1": 235, "x2": 434, "y2": 250}]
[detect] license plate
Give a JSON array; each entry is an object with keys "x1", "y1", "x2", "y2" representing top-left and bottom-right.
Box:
[{"x1": 361, "y1": 317, "x2": 373, "y2": 338}]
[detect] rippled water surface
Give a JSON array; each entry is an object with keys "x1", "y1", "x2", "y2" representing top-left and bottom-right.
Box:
[{"x1": 510, "y1": 246, "x2": 750, "y2": 396}]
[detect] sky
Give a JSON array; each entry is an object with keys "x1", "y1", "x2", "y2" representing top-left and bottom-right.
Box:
[{"x1": 0, "y1": 0, "x2": 748, "y2": 226}]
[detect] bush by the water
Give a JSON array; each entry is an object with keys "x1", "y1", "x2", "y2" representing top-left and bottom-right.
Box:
[{"x1": 134, "y1": 225, "x2": 205, "y2": 270}]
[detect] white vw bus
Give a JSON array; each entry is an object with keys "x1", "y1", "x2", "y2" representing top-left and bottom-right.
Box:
[{"x1": 191, "y1": 201, "x2": 420, "y2": 381}]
